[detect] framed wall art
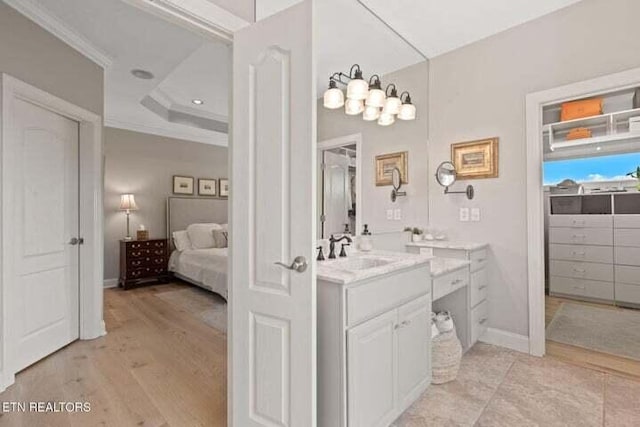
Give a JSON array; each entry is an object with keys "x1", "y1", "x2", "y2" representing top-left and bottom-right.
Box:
[
  {"x1": 198, "y1": 178, "x2": 217, "y2": 196},
  {"x1": 375, "y1": 151, "x2": 408, "y2": 186},
  {"x1": 173, "y1": 175, "x2": 194, "y2": 195},
  {"x1": 219, "y1": 178, "x2": 229, "y2": 197},
  {"x1": 451, "y1": 137, "x2": 499, "y2": 179}
]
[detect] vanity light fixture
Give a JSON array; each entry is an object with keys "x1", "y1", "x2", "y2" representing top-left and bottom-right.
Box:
[
  {"x1": 378, "y1": 112, "x2": 395, "y2": 126},
  {"x1": 365, "y1": 75, "x2": 386, "y2": 108},
  {"x1": 397, "y1": 92, "x2": 416, "y2": 121},
  {"x1": 346, "y1": 64, "x2": 369, "y2": 101},
  {"x1": 323, "y1": 79, "x2": 345, "y2": 109},
  {"x1": 363, "y1": 105, "x2": 381, "y2": 121},
  {"x1": 345, "y1": 98, "x2": 365, "y2": 115},
  {"x1": 382, "y1": 84, "x2": 402, "y2": 115}
]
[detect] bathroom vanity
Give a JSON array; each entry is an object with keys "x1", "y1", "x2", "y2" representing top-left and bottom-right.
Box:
[{"x1": 317, "y1": 251, "x2": 432, "y2": 427}]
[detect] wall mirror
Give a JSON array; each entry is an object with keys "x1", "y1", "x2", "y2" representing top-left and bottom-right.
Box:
[
  {"x1": 435, "y1": 161, "x2": 474, "y2": 200},
  {"x1": 391, "y1": 167, "x2": 406, "y2": 202}
]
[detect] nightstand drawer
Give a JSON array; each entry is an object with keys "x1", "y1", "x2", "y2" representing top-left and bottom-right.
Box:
[
  {"x1": 128, "y1": 256, "x2": 166, "y2": 269},
  {"x1": 128, "y1": 240, "x2": 166, "y2": 250},
  {"x1": 128, "y1": 266, "x2": 167, "y2": 280}
]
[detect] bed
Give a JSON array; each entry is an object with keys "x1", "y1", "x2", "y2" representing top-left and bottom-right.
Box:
[{"x1": 166, "y1": 197, "x2": 229, "y2": 299}]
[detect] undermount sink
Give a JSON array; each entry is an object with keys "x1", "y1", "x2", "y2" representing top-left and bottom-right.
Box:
[{"x1": 330, "y1": 256, "x2": 392, "y2": 271}]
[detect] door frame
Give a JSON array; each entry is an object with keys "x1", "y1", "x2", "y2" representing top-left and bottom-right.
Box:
[
  {"x1": 0, "y1": 74, "x2": 104, "y2": 391},
  {"x1": 318, "y1": 133, "x2": 362, "y2": 237},
  {"x1": 525, "y1": 66, "x2": 640, "y2": 356}
]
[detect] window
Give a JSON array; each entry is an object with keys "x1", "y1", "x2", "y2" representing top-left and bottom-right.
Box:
[{"x1": 544, "y1": 152, "x2": 640, "y2": 185}]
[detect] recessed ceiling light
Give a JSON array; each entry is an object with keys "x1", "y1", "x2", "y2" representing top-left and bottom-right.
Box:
[
  {"x1": 131, "y1": 69, "x2": 154, "y2": 80},
  {"x1": 192, "y1": 99, "x2": 204, "y2": 105}
]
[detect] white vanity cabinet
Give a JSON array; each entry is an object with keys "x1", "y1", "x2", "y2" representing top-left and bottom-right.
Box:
[{"x1": 317, "y1": 264, "x2": 431, "y2": 427}]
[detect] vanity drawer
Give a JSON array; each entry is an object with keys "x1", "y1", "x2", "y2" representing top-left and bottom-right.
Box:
[
  {"x1": 549, "y1": 227, "x2": 613, "y2": 246},
  {"x1": 549, "y1": 244, "x2": 613, "y2": 264},
  {"x1": 469, "y1": 249, "x2": 488, "y2": 272},
  {"x1": 614, "y1": 228, "x2": 640, "y2": 248},
  {"x1": 550, "y1": 276, "x2": 614, "y2": 300},
  {"x1": 614, "y1": 246, "x2": 640, "y2": 266},
  {"x1": 345, "y1": 266, "x2": 430, "y2": 327},
  {"x1": 471, "y1": 300, "x2": 489, "y2": 344},
  {"x1": 615, "y1": 282, "x2": 640, "y2": 305},
  {"x1": 549, "y1": 260, "x2": 613, "y2": 282},
  {"x1": 614, "y1": 215, "x2": 640, "y2": 229},
  {"x1": 549, "y1": 215, "x2": 612, "y2": 229},
  {"x1": 432, "y1": 268, "x2": 469, "y2": 301},
  {"x1": 470, "y1": 268, "x2": 488, "y2": 308},
  {"x1": 615, "y1": 265, "x2": 640, "y2": 286}
]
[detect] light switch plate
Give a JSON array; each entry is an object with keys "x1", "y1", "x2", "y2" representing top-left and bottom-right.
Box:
[
  {"x1": 394, "y1": 209, "x2": 402, "y2": 220},
  {"x1": 471, "y1": 208, "x2": 481, "y2": 222},
  {"x1": 387, "y1": 209, "x2": 393, "y2": 220},
  {"x1": 459, "y1": 207, "x2": 470, "y2": 222}
]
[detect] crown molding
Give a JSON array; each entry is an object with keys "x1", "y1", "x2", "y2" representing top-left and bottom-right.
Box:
[{"x1": 4, "y1": 0, "x2": 113, "y2": 69}]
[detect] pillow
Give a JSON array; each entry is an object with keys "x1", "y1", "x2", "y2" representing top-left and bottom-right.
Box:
[
  {"x1": 172, "y1": 230, "x2": 192, "y2": 252},
  {"x1": 186, "y1": 223, "x2": 222, "y2": 249},
  {"x1": 213, "y1": 229, "x2": 228, "y2": 248}
]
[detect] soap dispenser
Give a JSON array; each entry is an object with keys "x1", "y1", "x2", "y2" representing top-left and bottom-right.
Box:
[{"x1": 359, "y1": 224, "x2": 373, "y2": 252}]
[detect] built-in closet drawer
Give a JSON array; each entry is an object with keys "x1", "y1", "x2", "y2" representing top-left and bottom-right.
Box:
[
  {"x1": 614, "y1": 215, "x2": 640, "y2": 229},
  {"x1": 615, "y1": 282, "x2": 640, "y2": 305},
  {"x1": 470, "y1": 300, "x2": 489, "y2": 344},
  {"x1": 432, "y1": 268, "x2": 469, "y2": 301},
  {"x1": 549, "y1": 227, "x2": 613, "y2": 246},
  {"x1": 549, "y1": 215, "x2": 612, "y2": 229},
  {"x1": 614, "y1": 228, "x2": 640, "y2": 248},
  {"x1": 549, "y1": 276, "x2": 614, "y2": 300},
  {"x1": 470, "y1": 268, "x2": 488, "y2": 308},
  {"x1": 549, "y1": 260, "x2": 613, "y2": 282},
  {"x1": 549, "y1": 244, "x2": 613, "y2": 264},
  {"x1": 469, "y1": 249, "x2": 488, "y2": 272},
  {"x1": 615, "y1": 265, "x2": 640, "y2": 286},
  {"x1": 614, "y1": 246, "x2": 640, "y2": 266},
  {"x1": 345, "y1": 266, "x2": 430, "y2": 328}
]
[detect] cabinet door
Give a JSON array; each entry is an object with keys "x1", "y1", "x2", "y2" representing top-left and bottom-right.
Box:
[
  {"x1": 347, "y1": 310, "x2": 397, "y2": 427},
  {"x1": 397, "y1": 297, "x2": 431, "y2": 410}
]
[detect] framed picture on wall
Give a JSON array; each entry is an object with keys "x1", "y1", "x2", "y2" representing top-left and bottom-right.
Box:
[
  {"x1": 451, "y1": 137, "x2": 499, "y2": 179},
  {"x1": 198, "y1": 178, "x2": 217, "y2": 196},
  {"x1": 173, "y1": 175, "x2": 194, "y2": 195},
  {"x1": 219, "y1": 178, "x2": 229, "y2": 197},
  {"x1": 375, "y1": 151, "x2": 408, "y2": 186}
]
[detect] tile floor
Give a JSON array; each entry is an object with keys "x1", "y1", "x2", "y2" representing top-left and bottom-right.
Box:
[{"x1": 395, "y1": 343, "x2": 640, "y2": 427}]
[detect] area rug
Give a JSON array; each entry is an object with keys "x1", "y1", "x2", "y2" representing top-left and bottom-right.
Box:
[
  {"x1": 546, "y1": 302, "x2": 640, "y2": 361},
  {"x1": 157, "y1": 286, "x2": 227, "y2": 333}
]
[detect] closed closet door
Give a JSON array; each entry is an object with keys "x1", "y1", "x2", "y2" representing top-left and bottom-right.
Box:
[{"x1": 8, "y1": 98, "x2": 80, "y2": 373}]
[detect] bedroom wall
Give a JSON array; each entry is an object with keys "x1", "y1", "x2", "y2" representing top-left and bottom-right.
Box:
[
  {"x1": 427, "y1": 0, "x2": 640, "y2": 338},
  {"x1": 0, "y1": 2, "x2": 103, "y2": 116},
  {"x1": 317, "y1": 61, "x2": 429, "y2": 243},
  {"x1": 104, "y1": 127, "x2": 228, "y2": 284}
]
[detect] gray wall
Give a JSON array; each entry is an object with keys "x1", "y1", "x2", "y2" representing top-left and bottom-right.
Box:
[
  {"x1": 427, "y1": 0, "x2": 640, "y2": 336},
  {"x1": 0, "y1": 2, "x2": 103, "y2": 116},
  {"x1": 318, "y1": 61, "x2": 429, "y2": 236},
  {"x1": 104, "y1": 127, "x2": 228, "y2": 282}
]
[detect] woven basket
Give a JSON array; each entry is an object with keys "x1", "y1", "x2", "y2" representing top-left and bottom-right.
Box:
[{"x1": 431, "y1": 330, "x2": 462, "y2": 384}]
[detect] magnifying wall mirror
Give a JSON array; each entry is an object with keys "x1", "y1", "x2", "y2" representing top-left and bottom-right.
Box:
[
  {"x1": 391, "y1": 167, "x2": 406, "y2": 202},
  {"x1": 435, "y1": 161, "x2": 474, "y2": 200}
]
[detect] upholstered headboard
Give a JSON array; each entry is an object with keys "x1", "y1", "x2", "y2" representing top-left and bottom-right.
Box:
[{"x1": 166, "y1": 197, "x2": 228, "y2": 240}]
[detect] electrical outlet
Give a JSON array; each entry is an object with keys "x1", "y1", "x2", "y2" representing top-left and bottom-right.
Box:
[
  {"x1": 394, "y1": 209, "x2": 402, "y2": 220},
  {"x1": 386, "y1": 209, "x2": 393, "y2": 220},
  {"x1": 459, "y1": 207, "x2": 470, "y2": 222},
  {"x1": 471, "y1": 208, "x2": 481, "y2": 222}
]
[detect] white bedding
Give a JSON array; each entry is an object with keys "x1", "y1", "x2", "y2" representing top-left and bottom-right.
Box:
[{"x1": 169, "y1": 248, "x2": 228, "y2": 299}]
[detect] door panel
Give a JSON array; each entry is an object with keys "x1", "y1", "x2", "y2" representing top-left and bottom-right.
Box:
[
  {"x1": 10, "y1": 98, "x2": 79, "y2": 372},
  {"x1": 231, "y1": 1, "x2": 316, "y2": 426},
  {"x1": 397, "y1": 297, "x2": 430, "y2": 409}
]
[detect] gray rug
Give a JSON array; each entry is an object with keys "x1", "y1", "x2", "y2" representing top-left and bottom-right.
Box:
[
  {"x1": 546, "y1": 302, "x2": 640, "y2": 361},
  {"x1": 157, "y1": 286, "x2": 227, "y2": 333}
]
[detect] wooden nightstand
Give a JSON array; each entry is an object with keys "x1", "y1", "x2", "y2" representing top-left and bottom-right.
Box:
[{"x1": 119, "y1": 238, "x2": 169, "y2": 290}]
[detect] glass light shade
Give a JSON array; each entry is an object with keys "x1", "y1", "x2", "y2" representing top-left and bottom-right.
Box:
[
  {"x1": 345, "y1": 98, "x2": 364, "y2": 115},
  {"x1": 382, "y1": 96, "x2": 402, "y2": 115},
  {"x1": 365, "y1": 88, "x2": 386, "y2": 108},
  {"x1": 362, "y1": 105, "x2": 381, "y2": 121},
  {"x1": 378, "y1": 112, "x2": 395, "y2": 126},
  {"x1": 323, "y1": 87, "x2": 344, "y2": 109},
  {"x1": 346, "y1": 78, "x2": 369, "y2": 100},
  {"x1": 119, "y1": 194, "x2": 138, "y2": 211},
  {"x1": 398, "y1": 103, "x2": 416, "y2": 120}
]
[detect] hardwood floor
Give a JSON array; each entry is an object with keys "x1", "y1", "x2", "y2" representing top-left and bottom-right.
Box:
[
  {"x1": 545, "y1": 295, "x2": 640, "y2": 381},
  {"x1": 0, "y1": 283, "x2": 227, "y2": 427}
]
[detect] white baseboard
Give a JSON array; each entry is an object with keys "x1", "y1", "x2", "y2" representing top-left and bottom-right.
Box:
[
  {"x1": 103, "y1": 278, "x2": 118, "y2": 288},
  {"x1": 479, "y1": 327, "x2": 530, "y2": 354}
]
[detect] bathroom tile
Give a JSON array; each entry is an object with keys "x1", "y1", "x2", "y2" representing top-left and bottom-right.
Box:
[
  {"x1": 605, "y1": 374, "x2": 640, "y2": 426},
  {"x1": 477, "y1": 356, "x2": 604, "y2": 427}
]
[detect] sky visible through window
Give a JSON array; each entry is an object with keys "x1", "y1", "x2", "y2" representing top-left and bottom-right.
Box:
[{"x1": 544, "y1": 152, "x2": 640, "y2": 185}]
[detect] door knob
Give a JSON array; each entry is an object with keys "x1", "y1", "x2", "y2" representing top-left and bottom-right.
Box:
[
  {"x1": 69, "y1": 237, "x2": 79, "y2": 245},
  {"x1": 275, "y1": 256, "x2": 308, "y2": 273}
]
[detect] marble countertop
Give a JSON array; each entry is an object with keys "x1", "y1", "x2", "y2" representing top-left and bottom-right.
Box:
[
  {"x1": 316, "y1": 250, "x2": 431, "y2": 285},
  {"x1": 430, "y1": 257, "x2": 471, "y2": 277},
  {"x1": 406, "y1": 240, "x2": 489, "y2": 251}
]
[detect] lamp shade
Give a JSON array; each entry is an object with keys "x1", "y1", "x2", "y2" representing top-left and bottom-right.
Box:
[
  {"x1": 346, "y1": 78, "x2": 369, "y2": 101},
  {"x1": 345, "y1": 98, "x2": 364, "y2": 115},
  {"x1": 323, "y1": 87, "x2": 344, "y2": 109},
  {"x1": 398, "y1": 103, "x2": 416, "y2": 120},
  {"x1": 363, "y1": 105, "x2": 381, "y2": 121},
  {"x1": 377, "y1": 112, "x2": 395, "y2": 126},
  {"x1": 382, "y1": 96, "x2": 402, "y2": 115},
  {"x1": 365, "y1": 87, "x2": 386, "y2": 108},
  {"x1": 119, "y1": 194, "x2": 138, "y2": 211}
]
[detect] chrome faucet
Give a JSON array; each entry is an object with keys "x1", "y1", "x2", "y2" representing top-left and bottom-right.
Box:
[{"x1": 329, "y1": 235, "x2": 352, "y2": 259}]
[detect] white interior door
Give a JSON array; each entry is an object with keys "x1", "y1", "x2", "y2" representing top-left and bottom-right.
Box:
[
  {"x1": 322, "y1": 151, "x2": 351, "y2": 237},
  {"x1": 231, "y1": 1, "x2": 316, "y2": 426},
  {"x1": 7, "y1": 98, "x2": 80, "y2": 373}
]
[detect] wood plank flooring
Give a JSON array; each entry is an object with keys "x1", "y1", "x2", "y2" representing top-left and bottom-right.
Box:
[
  {"x1": 0, "y1": 283, "x2": 227, "y2": 427},
  {"x1": 546, "y1": 295, "x2": 640, "y2": 381}
]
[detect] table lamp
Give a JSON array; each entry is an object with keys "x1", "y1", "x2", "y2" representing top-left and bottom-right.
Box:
[{"x1": 119, "y1": 194, "x2": 138, "y2": 240}]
